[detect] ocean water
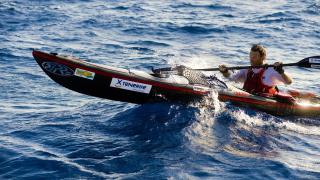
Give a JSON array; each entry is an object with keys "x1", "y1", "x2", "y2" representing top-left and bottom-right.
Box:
[{"x1": 1, "y1": 0, "x2": 320, "y2": 179}]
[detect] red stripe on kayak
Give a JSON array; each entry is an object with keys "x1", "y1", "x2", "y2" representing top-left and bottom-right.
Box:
[{"x1": 33, "y1": 51, "x2": 208, "y2": 95}]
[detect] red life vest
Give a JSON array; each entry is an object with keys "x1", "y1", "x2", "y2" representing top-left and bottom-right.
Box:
[{"x1": 243, "y1": 68, "x2": 278, "y2": 95}]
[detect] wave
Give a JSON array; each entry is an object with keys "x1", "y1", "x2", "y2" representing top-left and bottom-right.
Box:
[
  {"x1": 161, "y1": 23, "x2": 224, "y2": 35},
  {"x1": 125, "y1": 40, "x2": 170, "y2": 47},
  {"x1": 304, "y1": 2, "x2": 320, "y2": 15},
  {"x1": 250, "y1": 12, "x2": 301, "y2": 24},
  {"x1": 171, "y1": 3, "x2": 234, "y2": 11}
]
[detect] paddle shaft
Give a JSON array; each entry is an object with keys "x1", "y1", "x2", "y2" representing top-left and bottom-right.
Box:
[{"x1": 195, "y1": 63, "x2": 299, "y2": 71}]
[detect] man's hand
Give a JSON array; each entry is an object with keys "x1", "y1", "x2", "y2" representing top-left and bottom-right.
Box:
[
  {"x1": 219, "y1": 65, "x2": 230, "y2": 78},
  {"x1": 219, "y1": 65, "x2": 228, "y2": 73},
  {"x1": 274, "y1": 62, "x2": 284, "y2": 74},
  {"x1": 274, "y1": 62, "x2": 293, "y2": 84}
]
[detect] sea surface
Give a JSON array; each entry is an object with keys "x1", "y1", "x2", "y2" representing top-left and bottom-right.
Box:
[{"x1": 1, "y1": 0, "x2": 320, "y2": 179}]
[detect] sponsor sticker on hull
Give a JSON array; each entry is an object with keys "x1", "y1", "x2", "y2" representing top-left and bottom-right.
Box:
[
  {"x1": 110, "y1": 78, "x2": 152, "y2": 94},
  {"x1": 74, "y1": 68, "x2": 95, "y2": 80},
  {"x1": 309, "y1": 58, "x2": 320, "y2": 63},
  {"x1": 192, "y1": 85, "x2": 210, "y2": 93},
  {"x1": 41, "y1": 62, "x2": 74, "y2": 76},
  {"x1": 309, "y1": 58, "x2": 320, "y2": 69}
]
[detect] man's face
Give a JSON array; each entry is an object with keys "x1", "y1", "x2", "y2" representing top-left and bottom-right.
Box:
[{"x1": 250, "y1": 51, "x2": 262, "y2": 66}]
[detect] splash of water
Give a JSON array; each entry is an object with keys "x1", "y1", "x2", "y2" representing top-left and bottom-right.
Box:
[
  {"x1": 166, "y1": 54, "x2": 219, "y2": 76},
  {"x1": 183, "y1": 91, "x2": 228, "y2": 154}
]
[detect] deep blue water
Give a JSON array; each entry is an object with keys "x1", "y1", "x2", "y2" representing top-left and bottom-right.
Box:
[{"x1": 1, "y1": 0, "x2": 320, "y2": 179}]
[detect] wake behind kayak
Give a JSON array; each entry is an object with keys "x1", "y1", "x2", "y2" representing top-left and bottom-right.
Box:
[{"x1": 32, "y1": 50, "x2": 320, "y2": 117}]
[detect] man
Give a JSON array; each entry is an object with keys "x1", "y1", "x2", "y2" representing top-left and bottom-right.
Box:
[{"x1": 219, "y1": 44, "x2": 292, "y2": 95}]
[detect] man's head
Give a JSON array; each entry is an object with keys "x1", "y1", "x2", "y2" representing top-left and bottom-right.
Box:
[{"x1": 250, "y1": 44, "x2": 266, "y2": 66}]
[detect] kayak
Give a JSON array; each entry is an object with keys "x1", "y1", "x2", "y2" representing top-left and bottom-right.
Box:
[{"x1": 32, "y1": 50, "x2": 320, "y2": 117}]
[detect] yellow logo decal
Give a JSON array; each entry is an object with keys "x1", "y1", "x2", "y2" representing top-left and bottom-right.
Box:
[{"x1": 74, "y1": 68, "x2": 95, "y2": 80}]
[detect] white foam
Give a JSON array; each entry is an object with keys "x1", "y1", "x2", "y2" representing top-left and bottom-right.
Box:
[{"x1": 229, "y1": 109, "x2": 320, "y2": 136}]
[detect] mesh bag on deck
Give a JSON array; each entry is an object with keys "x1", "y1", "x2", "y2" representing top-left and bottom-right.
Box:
[
  {"x1": 152, "y1": 65, "x2": 228, "y2": 88},
  {"x1": 177, "y1": 66, "x2": 209, "y2": 85},
  {"x1": 177, "y1": 66, "x2": 228, "y2": 88}
]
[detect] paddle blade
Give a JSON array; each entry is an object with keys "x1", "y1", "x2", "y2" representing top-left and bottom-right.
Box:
[{"x1": 298, "y1": 56, "x2": 320, "y2": 68}]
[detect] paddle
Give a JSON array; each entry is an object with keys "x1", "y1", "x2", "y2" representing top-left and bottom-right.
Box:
[
  {"x1": 194, "y1": 56, "x2": 320, "y2": 71},
  {"x1": 152, "y1": 56, "x2": 320, "y2": 74}
]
